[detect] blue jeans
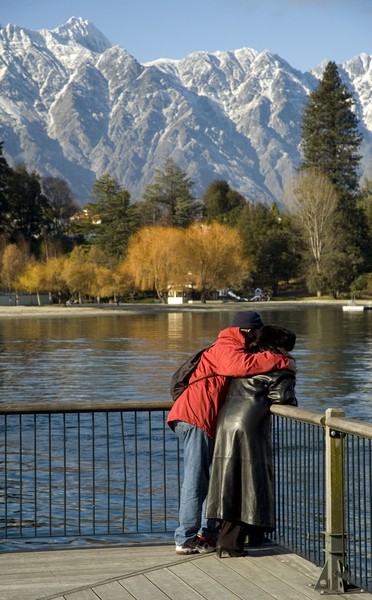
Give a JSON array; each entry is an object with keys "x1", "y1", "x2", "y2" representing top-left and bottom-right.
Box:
[{"x1": 174, "y1": 421, "x2": 218, "y2": 546}]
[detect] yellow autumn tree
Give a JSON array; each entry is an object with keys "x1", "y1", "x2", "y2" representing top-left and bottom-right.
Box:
[
  {"x1": 93, "y1": 264, "x2": 134, "y2": 303},
  {"x1": 124, "y1": 226, "x2": 185, "y2": 303},
  {"x1": 18, "y1": 262, "x2": 47, "y2": 306},
  {"x1": 182, "y1": 223, "x2": 248, "y2": 302},
  {"x1": 62, "y1": 247, "x2": 96, "y2": 303},
  {"x1": 1, "y1": 244, "x2": 30, "y2": 293},
  {"x1": 69, "y1": 246, "x2": 133, "y2": 303},
  {"x1": 43, "y1": 256, "x2": 71, "y2": 304}
]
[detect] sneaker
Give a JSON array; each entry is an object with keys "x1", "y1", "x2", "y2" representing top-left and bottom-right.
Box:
[
  {"x1": 175, "y1": 536, "x2": 199, "y2": 555},
  {"x1": 195, "y1": 535, "x2": 217, "y2": 554}
]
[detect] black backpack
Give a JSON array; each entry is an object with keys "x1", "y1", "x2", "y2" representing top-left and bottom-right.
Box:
[{"x1": 170, "y1": 345, "x2": 212, "y2": 402}]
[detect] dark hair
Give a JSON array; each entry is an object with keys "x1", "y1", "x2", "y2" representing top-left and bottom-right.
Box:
[{"x1": 248, "y1": 325, "x2": 296, "y2": 356}]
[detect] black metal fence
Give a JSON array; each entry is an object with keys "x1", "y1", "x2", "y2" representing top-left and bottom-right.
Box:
[
  {"x1": 345, "y1": 434, "x2": 372, "y2": 590},
  {"x1": 271, "y1": 408, "x2": 325, "y2": 566},
  {"x1": 1, "y1": 401, "x2": 372, "y2": 593},
  {"x1": 0, "y1": 402, "x2": 181, "y2": 544},
  {"x1": 271, "y1": 404, "x2": 372, "y2": 593}
]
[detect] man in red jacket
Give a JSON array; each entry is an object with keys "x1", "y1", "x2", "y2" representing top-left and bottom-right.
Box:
[{"x1": 167, "y1": 310, "x2": 295, "y2": 555}]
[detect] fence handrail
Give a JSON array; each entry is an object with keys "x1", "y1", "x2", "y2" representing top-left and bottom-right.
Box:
[
  {"x1": 270, "y1": 404, "x2": 372, "y2": 440},
  {"x1": 325, "y1": 415, "x2": 372, "y2": 439},
  {"x1": 0, "y1": 400, "x2": 174, "y2": 414},
  {"x1": 3, "y1": 401, "x2": 372, "y2": 440},
  {"x1": 270, "y1": 404, "x2": 323, "y2": 426}
]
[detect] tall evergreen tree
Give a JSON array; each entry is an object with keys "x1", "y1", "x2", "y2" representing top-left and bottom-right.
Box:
[
  {"x1": 0, "y1": 142, "x2": 12, "y2": 232},
  {"x1": 301, "y1": 61, "x2": 362, "y2": 198},
  {"x1": 87, "y1": 173, "x2": 138, "y2": 262},
  {"x1": 202, "y1": 179, "x2": 246, "y2": 225},
  {"x1": 238, "y1": 201, "x2": 299, "y2": 296},
  {"x1": 359, "y1": 178, "x2": 372, "y2": 239},
  {"x1": 300, "y1": 61, "x2": 370, "y2": 294},
  {"x1": 142, "y1": 159, "x2": 200, "y2": 227},
  {"x1": 5, "y1": 164, "x2": 51, "y2": 251},
  {"x1": 0, "y1": 142, "x2": 11, "y2": 186}
]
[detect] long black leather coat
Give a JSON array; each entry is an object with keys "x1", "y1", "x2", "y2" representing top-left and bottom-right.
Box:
[{"x1": 206, "y1": 369, "x2": 297, "y2": 529}]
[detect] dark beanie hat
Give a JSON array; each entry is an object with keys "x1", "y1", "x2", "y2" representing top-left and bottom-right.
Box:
[{"x1": 232, "y1": 310, "x2": 264, "y2": 329}]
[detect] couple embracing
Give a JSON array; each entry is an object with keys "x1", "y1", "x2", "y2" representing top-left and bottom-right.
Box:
[{"x1": 167, "y1": 310, "x2": 297, "y2": 557}]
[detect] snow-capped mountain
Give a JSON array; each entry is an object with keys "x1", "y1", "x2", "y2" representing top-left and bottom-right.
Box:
[{"x1": 0, "y1": 16, "x2": 372, "y2": 205}]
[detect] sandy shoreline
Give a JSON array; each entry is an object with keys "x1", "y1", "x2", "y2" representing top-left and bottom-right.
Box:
[{"x1": 0, "y1": 299, "x2": 357, "y2": 318}]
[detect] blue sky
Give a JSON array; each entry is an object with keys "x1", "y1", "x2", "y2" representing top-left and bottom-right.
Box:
[{"x1": 2, "y1": 0, "x2": 372, "y2": 72}]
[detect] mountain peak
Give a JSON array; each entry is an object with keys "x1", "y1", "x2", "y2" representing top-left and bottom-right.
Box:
[
  {"x1": 0, "y1": 18, "x2": 371, "y2": 205},
  {"x1": 50, "y1": 17, "x2": 112, "y2": 53}
]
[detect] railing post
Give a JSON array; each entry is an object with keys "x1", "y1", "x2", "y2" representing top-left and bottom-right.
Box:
[{"x1": 315, "y1": 408, "x2": 350, "y2": 594}]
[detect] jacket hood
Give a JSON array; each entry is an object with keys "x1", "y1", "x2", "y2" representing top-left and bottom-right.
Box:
[{"x1": 217, "y1": 326, "x2": 248, "y2": 345}]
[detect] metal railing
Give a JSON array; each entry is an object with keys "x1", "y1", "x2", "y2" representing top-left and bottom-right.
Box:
[
  {"x1": 271, "y1": 404, "x2": 372, "y2": 593},
  {"x1": 271, "y1": 405, "x2": 325, "y2": 567},
  {"x1": 1, "y1": 401, "x2": 372, "y2": 593},
  {"x1": 0, "y1": 401, "x2": 181, "y2": 544}
]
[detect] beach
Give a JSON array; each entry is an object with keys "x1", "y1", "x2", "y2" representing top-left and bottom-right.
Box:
[{"x1": 0, "y1": 299, "x2": 351, "y2": 319}]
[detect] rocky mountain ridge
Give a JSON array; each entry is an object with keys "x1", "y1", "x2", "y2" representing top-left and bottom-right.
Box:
[{"x1": 0, "y1": 16, "x2": 371, "y2": 205}]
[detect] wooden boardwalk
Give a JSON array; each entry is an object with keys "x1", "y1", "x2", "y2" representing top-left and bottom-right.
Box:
[{"x1": 0, "y1": 543, "x2": 371, "y2": 600}]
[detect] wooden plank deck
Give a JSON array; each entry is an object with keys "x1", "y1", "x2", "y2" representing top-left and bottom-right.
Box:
[{"x1": 0, "y1": 543, "x2": 370, "y2": 600}]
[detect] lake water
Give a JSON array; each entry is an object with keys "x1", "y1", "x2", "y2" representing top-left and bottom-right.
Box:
[
  {"x1": 0, "y1": 303, "x2": 371, "y2": 552},
  {"x1": 0, "y1": 303, "x2": 371, "y2": 421}
]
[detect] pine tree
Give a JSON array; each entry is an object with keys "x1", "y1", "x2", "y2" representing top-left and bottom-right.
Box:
[
  {"x1": 142, "y1": 159, "x2": 200, "y2": 227},
  {"x1": 238, "y1": 201, "x2": 299, "y2": 296},
  {"x1": 202, "y1": 179, "x2": 246, "y2": 225},
  {"x1": 299, "y1": 61, "x2": 371, "y2": 294},
  {"x1": 0, "y1": 141, "x2": 10, "y2": 182},
  {"x1": 5, "y1": 164, "x2": 50, "y2": 250},
  {"x1": 88, "y1": 174, "x2": 138, "y2": 261},
  {"x1": 300, "y1": 61, "x2": 362, "y2": 198},
  {"x1": 0, "y1": 142, "x2": 12, "y2": 233}
]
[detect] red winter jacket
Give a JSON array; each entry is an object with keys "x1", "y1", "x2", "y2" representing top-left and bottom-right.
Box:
[{"x1": 167, "y1": 326, "x2": 295, "y2": 439}]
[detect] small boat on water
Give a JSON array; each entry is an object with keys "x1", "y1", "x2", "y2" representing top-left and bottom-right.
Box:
[{"x1": 342, "y1": 297, "x2": 372, "y2": 312}]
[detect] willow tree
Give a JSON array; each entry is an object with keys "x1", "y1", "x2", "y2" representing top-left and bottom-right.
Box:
[
  {"x1": 124, "y1": 226, "x2": 185, "y2": 303},
  {"x1": 182, "y1": 223, "x2": 248, "y2": 303},
  {"x1": 90, "y1": 263, "x2": 134, "y2": 303},
  {"x1": 1, "y1": 243, "x2": 30, "y2": 294},
  {"x1": 42, "y1": 257, "x2": 71, "y2": 304},
  {"x1": 62, "y1": 247, "x2": 97, "y2": 303},
  {"x1": 18, "y1": 262, "x2": 46, "y2": 306}
]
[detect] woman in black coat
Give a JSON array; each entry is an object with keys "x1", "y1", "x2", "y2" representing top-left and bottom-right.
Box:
[{"x1": 206, "y1": 325, "x2": 297, "y2": 557}]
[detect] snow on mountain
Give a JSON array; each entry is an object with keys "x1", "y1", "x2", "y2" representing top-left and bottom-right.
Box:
[
  {"x1": 49, "y1": 16, "x2": 112, "y2": 54},
  {"x1": 0, "y1": 17, "x2": 371, "y2": 205}
]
